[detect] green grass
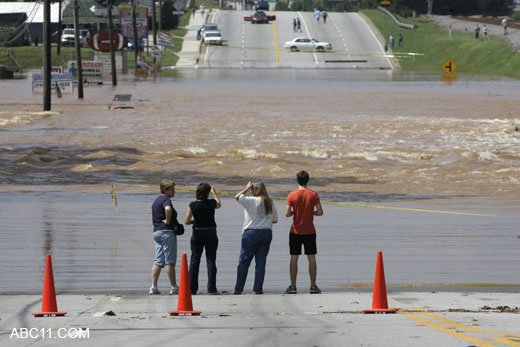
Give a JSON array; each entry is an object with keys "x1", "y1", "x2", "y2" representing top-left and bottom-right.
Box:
[{"x1": 362, "y1": 9, "x2": 520, "y2": 78}]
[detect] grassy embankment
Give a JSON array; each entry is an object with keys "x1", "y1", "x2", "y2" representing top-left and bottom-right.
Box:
[
  {"x1": 362, "y1": 9, "x2": 520, "y2": 78},
  {"x1": 0, "y1": 16, "x2": 189, "y2": 69}
]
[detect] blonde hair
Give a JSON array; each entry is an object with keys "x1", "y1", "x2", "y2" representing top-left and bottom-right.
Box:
[
  {"x1": 253, "y1": 182, "x2": 273, "y2": 215},
  {"x1": 160, "y1": 179, "x2": 175, "y2": 194}
]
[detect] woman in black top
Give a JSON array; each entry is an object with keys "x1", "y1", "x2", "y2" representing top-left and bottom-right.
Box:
[{"x1": 184, "y1": 183, "x2": 222, "y2": 295}]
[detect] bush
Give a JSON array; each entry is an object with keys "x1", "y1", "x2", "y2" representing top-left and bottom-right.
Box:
[
  {"x1": 275, "y1": 1, "x2": 289, "y2": 11},
  {"x1": 513, "y1": 11, "x2": 520, "y2": 21}
]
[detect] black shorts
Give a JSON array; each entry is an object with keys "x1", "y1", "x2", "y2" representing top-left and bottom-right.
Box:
[{"x1": 289, "y1": 232, "x2": 317, "y2": 255}]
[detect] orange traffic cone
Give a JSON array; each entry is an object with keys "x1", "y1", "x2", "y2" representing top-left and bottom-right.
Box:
[
  {"x1": 168, "y1": 253, "x2": 201, "y2": 316},
  {"x1": 363, "y1": 251, "x2": 397, "y2": 314},
  {"x1": 33, "y1": 254, "x2": 67, "y2": 317}
]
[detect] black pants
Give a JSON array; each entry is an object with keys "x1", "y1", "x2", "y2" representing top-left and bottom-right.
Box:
[{"x1": 189, "y1": 228, "x2": 218, "y2": 294}]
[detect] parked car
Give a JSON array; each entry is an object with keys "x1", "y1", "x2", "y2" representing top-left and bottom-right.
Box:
[
  {"x1": 202, "y1": 31, "x2": 222, "y2": 45},
  {"x1": 202, "y1": 23, "x2": 219, "y2": 34},
  {"x1": 243, "y1": 11, "x2": 276, "y2": 24},
  {"x1": 284, "y1": 37, "x2": 332, "y2": 52},
  {"x1": 61, "y1": 28, "x2": 89, "y2": 47},
  {"x1": 255, "y1": 0, "x2": 269, "y2": 11}
]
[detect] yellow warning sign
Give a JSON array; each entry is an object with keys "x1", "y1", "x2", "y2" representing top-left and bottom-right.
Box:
[
  {"x1": 381, "y1": 0, "x2": 391, "y2": 4},
  {"x1": 442, "y1": 59, "x2": 457, "y2": 74},
  {"x1": 442, "y1": 75, "x2": 458, "y2": 80}
]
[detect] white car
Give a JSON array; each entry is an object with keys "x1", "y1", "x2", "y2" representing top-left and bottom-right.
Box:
[
  {"x1": 203, "y1": 31, "x2": 222, "y2": 45},
  {"x1": 284, "y1": 37, "x2": 332, "y2": 52}
]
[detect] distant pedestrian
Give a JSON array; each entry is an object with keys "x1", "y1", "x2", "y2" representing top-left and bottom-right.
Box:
[
  {"x1": 150, "y1": 179, "x2": 181, "y2": 295},
  {"x1": 233, "y1": 181, "x2": 278, "y2": 295},
  {"x1": 285, "y1": 171, "x2": 323, "y2": 295},
  {"x1": 297, "y1": 17, "x2": 301, "y2": 32},
  {"x1": 200, "y1": 4, "x2": 205, "y2": 18},
  {"x1": 474, "y1": 24, "x2": 480, "y2": 41},
  {"x1": 315, "y1": 10, "x2": 321, "y2": 23},
  {"x1": 322, "y1": 11, "x2": 328, "y2": 24},
  {"x1": 389, "y1": 34, "x2": 394, "y2": 49},
  {"x1": 192, "y1": 7, "x2": 195, "y2": 17},
  {"x1": 184, "y1": 183, "x2": 222, "y2": 295},
  {"x1": 483, "y1": 24, "x2": 488, "y2": 40},
  {"x1": 197, "y1": 25, "x2": 203, "y2": 41},
  {"x1": 398, "y1": 33, "x2": 403, "y2": 47},
  {"x1": 384, "y1": 42, "x2": 388, "y2": 53},
  {"x1": 502, "y1": 18, "x2": 508, "y2": 35},
  {"x1": 293, "y1": 18, "x2": 297, "y2": 32}
]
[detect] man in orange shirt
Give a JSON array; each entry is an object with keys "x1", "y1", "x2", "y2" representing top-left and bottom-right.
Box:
[{"x1": 285, "y1": 171, "x2": 323, "y2": 294}]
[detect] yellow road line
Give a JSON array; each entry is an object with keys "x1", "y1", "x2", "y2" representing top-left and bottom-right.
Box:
[
  {"x1": 398, "y1": 310, "x2": 501, "y2": 347},
  {"x1": 411, "y1": 308, "x2": 520, "y2": 338},
  {"x1": 341, "y1": 283, "x2": 520, "y2": 288},
  {"x1": 0, "y1": 171, "x2": 500, "y2": 217},
  {"x1": 271, "y1": 11, "x2": 281, "y2": 65},
  {"x1": 490, "y1": 337, "x2": 520, "y2": 347}
]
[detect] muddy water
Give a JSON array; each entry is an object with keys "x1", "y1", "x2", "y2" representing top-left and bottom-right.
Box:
[
  {"x1": 2, "y1": 71, "x2": 520, "y2": 201},
  {"x1": 1, "y1": 70, "x2": 519, "y2": 293}
]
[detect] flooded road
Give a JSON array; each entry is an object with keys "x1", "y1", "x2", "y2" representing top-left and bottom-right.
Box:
[{"x1": 1, "y1": 70, "x2": 519, "y2": 293}]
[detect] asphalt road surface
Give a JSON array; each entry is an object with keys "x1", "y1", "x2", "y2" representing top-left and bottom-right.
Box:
[{"x1": 202, "y1": 10, "x2": 392, "y2": 69}]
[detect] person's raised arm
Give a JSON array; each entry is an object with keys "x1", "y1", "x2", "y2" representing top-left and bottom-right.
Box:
[
  {"x1": 235, "y1": 181, "x2": 253, "y2": 201},
  {"x1": 314, "y1": 203, "x2": 323, "y2": 216},
  {"x1": 184, "y1": 207, "x2": 193, "y2": 225},
  {"x1": 211, "y1": 187, "x2": 222, "y2": 209}
]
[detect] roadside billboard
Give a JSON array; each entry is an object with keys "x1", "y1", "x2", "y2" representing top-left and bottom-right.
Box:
[
  {"x1": 120, "y1": 5, "x2": 148, "y2": 41},
  {"x1": 32, "y1": 72, "x2": 74, "y2": 94}
]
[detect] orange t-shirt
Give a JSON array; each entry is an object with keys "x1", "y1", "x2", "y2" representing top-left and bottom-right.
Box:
[{"x1": 287, "y1": 189, "x2": 320, "y2": 235}]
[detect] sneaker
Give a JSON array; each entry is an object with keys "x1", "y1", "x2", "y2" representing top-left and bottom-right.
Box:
[
  {"x1": 285, "y1": 285, "x2": 297, "y2": 294},
  {"x1": 149, "y1": 286, "x2": 160, "y2": 295},
  {"x1": 208, "y1": 290, "x2": 221, "y2": 295},
  {"x1": 169, "y1": 285, "x2": 179, "y2": 295},
  {"x1": 310, "y1": 285, "x2": 321, "y2": 294},
  {"x1": 254, "y1": 291, "x2": 263, "y2": 295},
  {"x1": 232, "y1": 290, "x2": 242, "y2": 295}
]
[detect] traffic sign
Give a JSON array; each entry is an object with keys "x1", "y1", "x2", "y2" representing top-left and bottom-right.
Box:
[
  {"x1": 442, "y1": 59, "x2": 457, "y2": 74},
  {"x1": 381, "y1": 1, "x2": 391, "y2": 5}
]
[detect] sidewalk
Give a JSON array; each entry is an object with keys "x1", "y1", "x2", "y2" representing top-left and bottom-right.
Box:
[{"x1": 175, "y1": 9, "x2": 209, "y2": 68}]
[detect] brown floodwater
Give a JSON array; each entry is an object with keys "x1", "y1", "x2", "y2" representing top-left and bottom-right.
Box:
[{"x1": 1, "y1": 70, "x2": 519, "y2": 202}]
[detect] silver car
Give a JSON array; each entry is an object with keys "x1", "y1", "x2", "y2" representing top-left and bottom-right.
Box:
[
  {"x1": 203, "y1": 31, "x2": 222, "y2": 45},
  {"x1": 284, "y1": 37, "x2": 332, "y2": 52}
]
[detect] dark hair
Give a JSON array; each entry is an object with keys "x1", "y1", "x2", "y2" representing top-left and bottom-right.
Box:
[
  {"x1": 196, "y1": 183, "x2": 211, "y2": 200},
  {"x1": 296, "y1": 170, "x2": 309, "y2": 186}
]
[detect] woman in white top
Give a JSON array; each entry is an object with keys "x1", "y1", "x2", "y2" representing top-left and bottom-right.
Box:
[{"x1": 233, "y1": 181, "x2": 278, "y2": 294}]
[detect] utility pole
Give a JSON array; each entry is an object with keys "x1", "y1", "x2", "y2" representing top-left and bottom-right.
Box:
[
  {"x1": 159, "y1": 0, "x2": 162, "y2": 32},
  {"x1": 152, "y1": 0, "x2": 157, "y2": 46},
  {"x1": 131, "y1": 0, "x2": 138, "y2": 67},
  {"x1": 57, "y1": 0, "x2": 62, "y2": 55},
  {"x1": 427, "y1": 0, "x2": 433, "y2": 15},
  {"x1": 74, "y1": 0, "x2": 84, "y2": 98},
  {"x1": 43, "y1": 0, "x2": 51, "y2": 111},
  {"x1": 108, "y1": 0, "x2": 117, "y2": 86}
]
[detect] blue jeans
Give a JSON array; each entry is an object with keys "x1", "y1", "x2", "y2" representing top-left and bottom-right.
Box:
[
  {"x1": 153, "y1": 230, "x2": 177, "y2": 267},
  {"x1": 189, "y1": 228, "x2": 218, "y2": 294},
  {"x1": 234, "y1": 229, "x2": 272, "y2": 293}
]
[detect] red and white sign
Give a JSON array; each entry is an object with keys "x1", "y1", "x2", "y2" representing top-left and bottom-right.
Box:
[{"x1": 88, "y1": 32, "x2": 128, "y2": 52}]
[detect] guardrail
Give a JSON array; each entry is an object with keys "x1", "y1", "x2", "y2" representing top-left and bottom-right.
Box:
[{"x1": 377, "y1": 6, "x2": 415, "y2": 29}]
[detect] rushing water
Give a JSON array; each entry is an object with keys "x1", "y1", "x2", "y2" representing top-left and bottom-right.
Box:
[{"x1": 1, "y1": 70, "x2": 520, "y2": 202}]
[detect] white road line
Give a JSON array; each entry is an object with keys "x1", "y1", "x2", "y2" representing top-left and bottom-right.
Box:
[
  {"x1": 298, "y1": 11, "x2": 318, "y2": 65},
  {"x1": 329, "y1": 15, "x2": 349, "y2": 53},
  {"x1": 355, "y1": 13, "x2": 391, "y2": 68}
]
